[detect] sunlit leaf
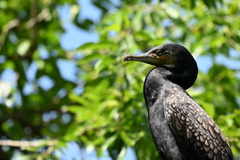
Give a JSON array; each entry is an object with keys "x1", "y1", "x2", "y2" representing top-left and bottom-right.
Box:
[{"x1": 78, "y1": 42, "x2": 118, "y2": 51}]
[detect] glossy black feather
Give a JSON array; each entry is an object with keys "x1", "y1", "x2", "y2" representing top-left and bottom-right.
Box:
[
  {"x1": 124, "y1": 43, "x2": 236, "y2": 160},
  {"x1": 140, "y1": 44, "x2": 235, "y2": 160},
  {"x1": 144, "y1": 67, "x2": 235, "y2": 160}
]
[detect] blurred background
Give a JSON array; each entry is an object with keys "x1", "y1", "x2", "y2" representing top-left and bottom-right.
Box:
[{"x1": 0, "y1": 0, "x2": 240, "y2": 159}]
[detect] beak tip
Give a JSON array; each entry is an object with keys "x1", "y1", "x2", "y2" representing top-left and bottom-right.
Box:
[{"x1": 123, "y1": 55, "x2": 132, "y2": 61}]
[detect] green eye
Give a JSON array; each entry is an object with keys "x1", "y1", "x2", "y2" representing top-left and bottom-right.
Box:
[{"x1": 156, "y1": 50, "x2": 162, "y2": 56}]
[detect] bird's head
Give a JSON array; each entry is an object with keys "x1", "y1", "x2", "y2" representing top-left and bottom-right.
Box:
[
  {"x1": 124, "y1": 43, "x2": 198, "y2": 89},
  {"x1": 124, "y1": 43, "x2": 194, "y2": 69}
]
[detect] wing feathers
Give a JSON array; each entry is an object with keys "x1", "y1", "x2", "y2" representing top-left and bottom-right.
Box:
[{"x1": 164, "y1": 90, "x2": 234, "y2": 160}]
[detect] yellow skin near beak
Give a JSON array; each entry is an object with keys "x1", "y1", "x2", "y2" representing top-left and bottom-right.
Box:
[{"x1": 123, "y1": 50, "x2": 177, "y2": 68}]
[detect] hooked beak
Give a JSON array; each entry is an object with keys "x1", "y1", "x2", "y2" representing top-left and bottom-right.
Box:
[{"x1": 123, "y1": 52, "x2": 168, "y2": 66}]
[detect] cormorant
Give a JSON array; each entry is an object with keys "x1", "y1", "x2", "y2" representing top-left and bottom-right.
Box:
[{"x1": 124, "y1": 44, "x2": 236, "y2": 160}]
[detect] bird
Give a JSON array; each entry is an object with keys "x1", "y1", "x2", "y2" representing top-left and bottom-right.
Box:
[{"x1": 123, "y1": 43, "x2": 236, "y2": 160}]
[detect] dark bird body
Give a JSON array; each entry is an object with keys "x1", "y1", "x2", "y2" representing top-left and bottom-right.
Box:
[{"x1": 124, "y1": 44, "x2": 236, "y2": 160}]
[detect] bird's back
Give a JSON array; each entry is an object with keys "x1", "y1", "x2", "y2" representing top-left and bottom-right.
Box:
[{"x1": 164, "y1": 86, "x2": 234, "y2": 160}]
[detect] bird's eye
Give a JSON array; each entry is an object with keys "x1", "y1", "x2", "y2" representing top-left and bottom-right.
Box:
[{"x1": 156, "y1": 50, "x2": 162, "y2": 56}]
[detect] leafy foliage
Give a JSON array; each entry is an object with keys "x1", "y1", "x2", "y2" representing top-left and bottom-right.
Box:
[{"x1": 0, "y1": 0, "x2": 240, "y2": 159}]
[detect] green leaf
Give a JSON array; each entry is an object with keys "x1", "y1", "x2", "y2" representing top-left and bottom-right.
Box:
[
  {"x1": 17, "y1": 40, "x2": 30, "y2": 56},
  {"x1": 78, "y1": 42, "x2": 118, "y2": 51}
]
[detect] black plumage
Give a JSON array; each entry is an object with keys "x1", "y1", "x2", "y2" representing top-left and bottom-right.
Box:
[{"x1": 124, "y1": 44, "x2": 236, "y2": 160}]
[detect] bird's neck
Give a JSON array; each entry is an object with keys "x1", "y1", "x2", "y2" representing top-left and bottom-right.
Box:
[
  {"x1": 143, "y1": 66, "x2": 197, "y2": 108},
  {"x1": 143, "y1": 67, "x2": 173, "y2": 108},
  {"x1": 167, "y1": 63, "x2": 198, "y2": 90}
]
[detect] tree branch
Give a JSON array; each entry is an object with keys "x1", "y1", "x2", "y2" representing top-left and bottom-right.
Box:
[
  {"x1": 0, "y1": 18, "x2": 21, "y2": 51},
  {"x1": 0, "y1": 8, "x2": 50, "y2": 53},
  {"x1": 0, "y1": 139, "x2": 58, "y2": 148},
  {"x1": 25, "y1": 9, "x2": 50, "y2": 29}
]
